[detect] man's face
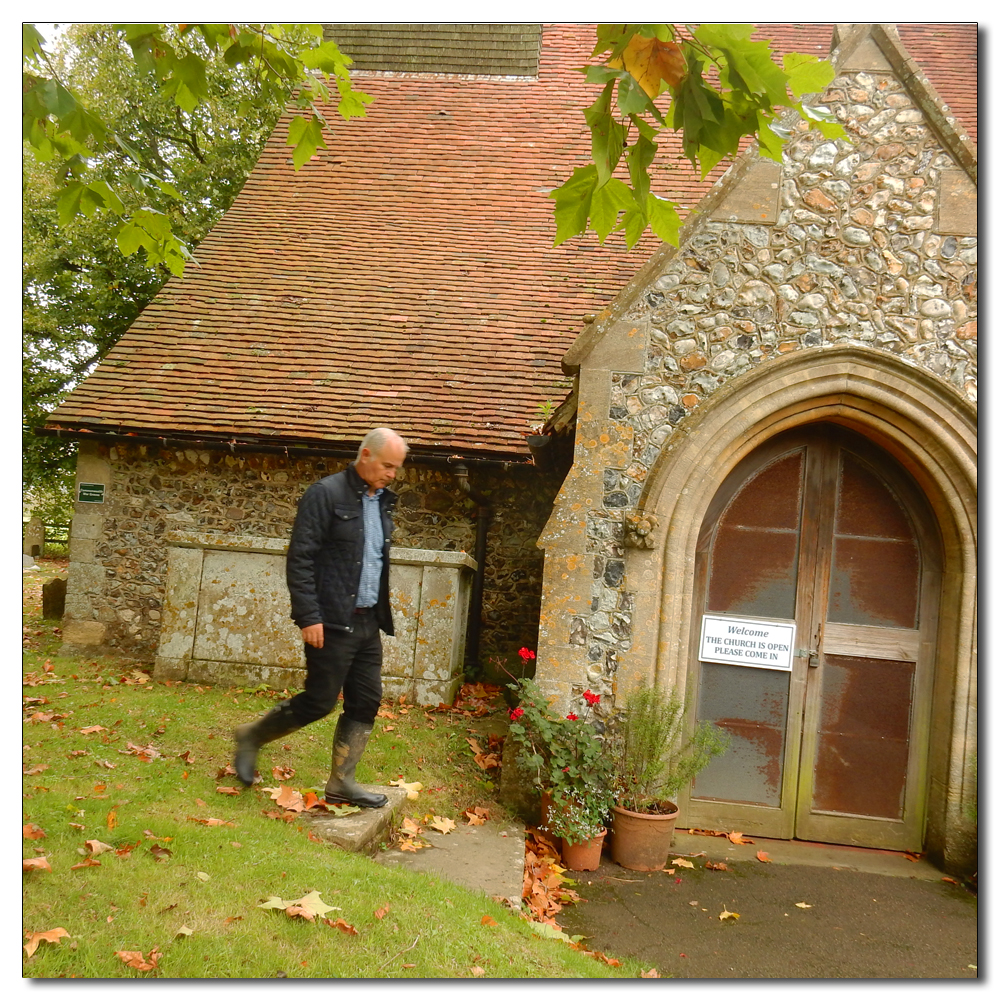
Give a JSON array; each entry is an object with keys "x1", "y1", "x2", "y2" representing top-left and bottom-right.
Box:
[{"x1": 355, "y1": 437, "x2": 407, "y2": 494}]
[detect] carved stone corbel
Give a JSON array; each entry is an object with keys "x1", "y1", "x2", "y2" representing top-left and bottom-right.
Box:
[{"x1": 623, "y1": 511, "x2": 658, "y2": 549}]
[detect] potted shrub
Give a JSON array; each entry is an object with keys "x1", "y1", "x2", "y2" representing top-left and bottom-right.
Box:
[
  {"x1": 506, "y1": 678, "x2": 614, "y2": 870},
  {"x1": 607, "y1": 682, "x2": 729, "y2": 871}
]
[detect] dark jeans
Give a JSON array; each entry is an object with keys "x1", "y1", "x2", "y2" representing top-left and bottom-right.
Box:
[{"x1": 287, "y1": 610, "x2": 383, "y2": 727}]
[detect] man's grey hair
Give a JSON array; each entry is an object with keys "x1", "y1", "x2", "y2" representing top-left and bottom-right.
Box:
[{"x1": 357, "y1": 427, "x2": 408, "y2": 461}]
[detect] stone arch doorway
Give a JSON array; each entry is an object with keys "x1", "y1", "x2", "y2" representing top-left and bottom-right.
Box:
[
  {"x1": 686, "y1": 423, "x2": 940, "y2": 851},
  {"x1": 623, "y1": 346, "x2": 976, "y2": 867}
]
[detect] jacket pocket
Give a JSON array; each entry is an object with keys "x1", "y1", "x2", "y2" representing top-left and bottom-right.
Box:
[{"x1": 330, "y1": 504, "x2": 360, "y2": 540}]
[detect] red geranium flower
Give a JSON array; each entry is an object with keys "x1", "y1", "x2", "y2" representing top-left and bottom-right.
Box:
[
  {"x1": 518, "y1": 647, "x2": 536, "y2": 662},
  {"x1": 566, "y1": 713, "x2": 578, "y2": 721},
  {"x1": 509, "y1": 706, "x2": 524, "y2": 721},
  {"x1": 582, "y1": 690, "x2": 600, "y2": 706}
]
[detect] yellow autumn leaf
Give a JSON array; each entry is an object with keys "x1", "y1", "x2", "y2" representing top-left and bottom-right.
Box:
[
  {"x1": 795, "y1": 902, "x2": 812, "y2": 908},
  {"x1": 671, "y1": 857, "x2": 695, "y2": 869},
  {"x1": 608, "y1": 34, "x2": 687, "y2": 98},
  {"x1": 430, "y1": 815, "x2": 457, "y2": 834},
  {"x1": 390, "y1": 779, "x2": 423, "y2": 800},
  {"x1": 720, "y1": 909, "x2": 740, "y2": 921}
]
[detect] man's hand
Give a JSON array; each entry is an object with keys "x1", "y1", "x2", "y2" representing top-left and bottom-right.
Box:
[{"x1": 302, "y1": 624, "x2": 324, "y2": 648}]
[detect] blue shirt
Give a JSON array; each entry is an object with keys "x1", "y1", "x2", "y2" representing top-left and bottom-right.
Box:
[{"x1": 357, "y1": 489, "x2": 384, "y2": 608}]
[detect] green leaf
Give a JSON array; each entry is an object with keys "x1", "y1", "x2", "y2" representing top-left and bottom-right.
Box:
[
  {"x1": 169, "y1": 53, "x2": 210, "y2": 111},
  {"x1": 616, "y1": 73, "x2": 654, "y2": 117},
  {"x1": 625, "y1": 129, "x2": 657, "y2": 204},
  {"x1": 646, "y1": 194, "x2": 682, "y2": 246},
  {"x1": 22, "y1": 23, "x2": 46, "y2": 62},
  {"x1": 589, "y1": 178, "x2": 633, "y2": 242},
  {"x1": 783, "y1": 52, "x2": 836, "y2": 100},
  {"x1": 286, "y1": 114, "x2": 328, "y2": 170},
  {"x1": 696, "y1": 24, "x2": 789, "y2": 105},
  {"x1": 301, "y1": 40, "x2": 350, "y2": 74},
  {"x1": 584, "y1": 82, "x2": 624, "y2": 186},
  {"x1": 86, "y1": 180, "x2": 126, "y2": 216},
  {"x1": 755, "y1": 112, "x2": 786, "y2": 162},
  {"x1": 56, "y1": 182, "x2": 86, "y2": 226},
  {"x1": 550, "y1": 165, "x2": 598, "y2": 246}
]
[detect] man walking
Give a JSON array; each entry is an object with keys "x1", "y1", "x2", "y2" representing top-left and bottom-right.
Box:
[{"x1": 233, "y1": 427, "x2": 408, "y2": 807}]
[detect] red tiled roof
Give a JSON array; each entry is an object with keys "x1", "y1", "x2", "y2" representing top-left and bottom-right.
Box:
[{"x1": 47, "y1": 23, "x2": 976, "y2": 458}]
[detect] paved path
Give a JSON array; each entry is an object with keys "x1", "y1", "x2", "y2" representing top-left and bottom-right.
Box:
[
  {"x1": 302, "y1": 796, "x2": 978, "y2": 979},
  {"x1": 557, "y1": 834, "x2": 978, "y2": 979}
]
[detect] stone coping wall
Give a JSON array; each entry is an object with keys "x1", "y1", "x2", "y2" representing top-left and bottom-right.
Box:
[{"x1": 62, "y1": 442, "x2": 559, "y2": 678}]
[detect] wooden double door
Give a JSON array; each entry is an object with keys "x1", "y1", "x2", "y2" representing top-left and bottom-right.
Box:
[{"x1": 686, "y1": 424, "x2": 940, "y2": 851}]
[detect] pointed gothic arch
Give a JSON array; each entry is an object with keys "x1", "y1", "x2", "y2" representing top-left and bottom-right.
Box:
[{"x1": 619, "y1": 344, "x2": 975, "y2": 869}]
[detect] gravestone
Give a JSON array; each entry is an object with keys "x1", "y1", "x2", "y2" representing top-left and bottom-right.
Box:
[
  {"x1": 23, "y1": 518, "x2": 45, "y2": 558},
  {"x1": 42, "y1": 577, "x2": 67, "y2": 619}
]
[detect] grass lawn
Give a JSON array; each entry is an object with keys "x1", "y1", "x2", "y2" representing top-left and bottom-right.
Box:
[{"x1": 22, "y1": 558, "x2": 644, "y2": 979}]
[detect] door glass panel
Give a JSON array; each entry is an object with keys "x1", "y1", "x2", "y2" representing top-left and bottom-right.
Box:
[
  {"x1": 693, "y1": 662, "x2": 790, "y2": 807},
  {"x1": 828, "y1": 453, "x2": 919, "y2": 628},
  {"x1": 812, "y1": 653, "x2": 914, "y2": 820},
  {"x1": 707, "y1": 452, "x2": 804, "y2": 619}
]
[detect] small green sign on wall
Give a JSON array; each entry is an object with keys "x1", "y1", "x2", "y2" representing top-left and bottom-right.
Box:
[{"x1": 78, "y1": 482, "x2": 106, "y2": 504}]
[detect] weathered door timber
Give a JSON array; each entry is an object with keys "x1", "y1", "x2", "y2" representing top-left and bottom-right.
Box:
[{"x1": 687, "y1": 424, "x2": 940, "y2": 851}]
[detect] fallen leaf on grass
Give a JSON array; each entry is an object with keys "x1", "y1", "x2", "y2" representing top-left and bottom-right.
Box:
[
  {"x1": 71, "y1": 858, "x2": 101, "y2": 869},
  {"x1": 374, "y1": 905, "x2": 390, "y2": 920},
  {"x1": 756, "y1": 850, "x2": 772, "y2": 863},
  {"x1": 481, "y1": 915, "x2": 498, "y2": 926},
  {"x1": 429, "y1": 815, "x2": 457, "y2": 835},
  {"x1": 260, "y1": 890, "x2": 341, "y2": 920},
  {"x1": 640, "y1": 968, "x2": 661, "y2": 978},
  {"x1": 671, "y1": 858, "x2": 695, "y2": 869},
  {"x1": 84, "y1": 839, "x2": 115, "y2": 855},
  {"x1": 224, "y1": 915, "x2": 243, "y2": 925},
  {"x1": 265, "y1": 785, "x2": 305, "y2": 812},
  {"x1": 216, "y1": 786, "x2": 241, "y2": 796},
  {"x1": 464, "y1": 806, "x2": 490, "y2": 826},
  {"x1": 324, "y1": 917, "x2": 358, "y2": 935},
  {"x1": 175, "y1": 925, "x2": 194, "y2": 938},
  {"x1": 187, "y1": 816, "x2": 236, "y2": 827},
  {"x1": 115, "y1": 948, "x2": 162, "y2": 971},
  {"x1": 23, "y1": 765, "x2": 49, "y2": 775},
  {"x1": 719, "y1": 909, "x2": 740, "y2": 921},
  {"x1": 24, "y1": 927, "x2": 70, "y2": 957},
  {"x1": 272, "y1": 765, "x2": 295, "y2": 781},
  {"x1": 195, "y1": 872, "x2": 210, "y2": 881},
  {"x1": 706, "y1": 861, "x2": 729, "y2": 871},
  {"x1": 79, "y1": 726, "x2": 107, "y2": 734},
  {"x1": 794, "y1": 902, "x2": 812, "y2": 909},
  {"x1": 470, "y1": 966, "x2": 486, "y2": 976},
  {"x1": 148, "y1": 845, "x2": 173, "y2": 861},
  {"x1": 390, "y1": 779, "x2": 423, "y2": 799},
  {"x1": 23, "y1": 824, "x2": 46, "y2": 840}
]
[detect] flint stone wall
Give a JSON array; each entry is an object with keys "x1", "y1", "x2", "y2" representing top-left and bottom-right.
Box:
[
  {"x1": 61, "y1": 442, "x2": 557, "y2": 683},
  {"x1": 542, "y1": 64, "x2": 977, "y2": 714}
]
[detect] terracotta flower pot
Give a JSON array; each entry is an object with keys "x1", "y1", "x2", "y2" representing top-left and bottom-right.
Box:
[
  {"x1": 610, "y1": 802, "x2": 679, "y2": 871},
  {"x1": 560, "y1": 828, "x2": 607, "y2": 871}
]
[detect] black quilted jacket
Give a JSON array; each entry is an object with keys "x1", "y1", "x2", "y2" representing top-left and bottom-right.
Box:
[{"x1": 286, "y1": 464, "x2": 396, "y2": 635}]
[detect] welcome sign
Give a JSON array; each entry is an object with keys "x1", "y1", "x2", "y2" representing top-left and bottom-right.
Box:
[{"x1": 699, "y1": 614, "x2": 797, "y2": 671}]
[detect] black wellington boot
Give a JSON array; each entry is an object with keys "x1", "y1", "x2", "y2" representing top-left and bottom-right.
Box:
[
  {"x1": 233, "y1": 700, "x2": 301, "y2": 786},
  {"x1": 323, "y1": 716, "x2": 389, "y2": 808}
]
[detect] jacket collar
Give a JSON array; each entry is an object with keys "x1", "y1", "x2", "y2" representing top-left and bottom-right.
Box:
[{"x1": 345, "y1": 462, "x2": 396, "y2": 503}]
